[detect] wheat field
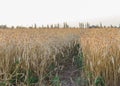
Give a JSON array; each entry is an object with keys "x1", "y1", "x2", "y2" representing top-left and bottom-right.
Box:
[
  {"x1": 0, "y1": 28, "x2": 120, "y2": 86},
  {"x1": 80, "y1": 28, "x2": 120, "y2": 86}
]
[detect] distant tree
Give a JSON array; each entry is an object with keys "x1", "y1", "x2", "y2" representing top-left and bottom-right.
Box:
[
  {"x1": 100, "y1": 22, "x2": 103, "y2": 28},
  {"x1": 63, "y1": 22, "x2": 69, "y2": 28},
  {"x1": 34, "y1": 24, "x2": 37, "y2": 29},
  {"x1": 57, "y1": 24, "x2": 59, "y2": 28},
  {"x1": 42, "y1": 25, "x2": 44, "y2": 28},
  {"x1": 54, "y1": 24, "x2": 57, "y2": 28},
  {"x1": 79, "y1": 23, "x2": 82, "y2": 28},
  {"x1": 114, "y1": 26, "x2": 117, "y2": 28},
  {"x1": 103, "y1": 26, "x2": 106, "y2": 28},
  {"x1": 0, "y1": 25, "x2": 7, "y2": 29},
  {"x1": 67, "y1": 24, "x2": 69, "y2": 28},
  {"x1": 11, "y1": 26, "x2": 14, "y2": 29},
  {"x1": 82, "y1": 23, "x2": 84, "y2": 28},
  {"x1": 89, "y1": 25, "x2": 99, "y2": 28},
  {"x1": 47, "y1": 25, "x2": 49, "y2": 28},
  {"x1": 16, "y1": 26, "x2": 19, "y2": 29},
  {"x1": 29, "y1": 25, "x2": 33, "y2": 29},
  {"x1": 51, "y1": 25, "x2": 53, "y2": 28},
  {"x1": 63, "y1": 22, "x2": 66, "y2": 28},
  {"x1": 110, "y1": 25, "x2": 113, "y2": 28},
  {"x1": 86, "y1": 22, "x2": 90, "y2": 28},
  {"x1": 29, "y1": 26, "x2": 33, "y2": 29},
  {"x1": 119, "y1": 24, "x2": 120, "y2": 28}
]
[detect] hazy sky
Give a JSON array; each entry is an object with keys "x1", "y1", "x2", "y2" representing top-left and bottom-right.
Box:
[{"x1": 0, "y1": 0, "x2": 120, "y2": 26}]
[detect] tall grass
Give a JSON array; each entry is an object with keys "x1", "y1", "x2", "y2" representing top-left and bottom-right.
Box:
[
  {"x1": 80, "y1": 28, "x2": 120, "y2": 86},
  {"x1": 0, "y1": 28, "x2": 81, "y2": 85},
  {"x1": 0, "y1": 28, "x2": 120, "y2": 86}
]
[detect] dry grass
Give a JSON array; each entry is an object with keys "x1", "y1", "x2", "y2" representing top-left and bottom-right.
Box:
[
  {"x1": 0, "y1": 28, "x2": 120, "y2": 86},
  {"x1": 80, "y1": 28, "x2": 120, "y2": 86},
  {"x1": 0, "y1": 28, "x2": 80, "y2": 85}
]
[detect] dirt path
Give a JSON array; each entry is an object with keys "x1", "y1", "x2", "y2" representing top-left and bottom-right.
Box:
[{"x1": 58, "y1": 59, "x2": 85, "y2": 86}]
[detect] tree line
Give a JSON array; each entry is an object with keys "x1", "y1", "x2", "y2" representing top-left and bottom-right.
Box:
[{"x1": 0, "y1": 22, "x2": 120, "y2": 29}]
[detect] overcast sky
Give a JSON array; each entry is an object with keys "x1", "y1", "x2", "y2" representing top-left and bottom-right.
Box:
[{"x1": 0, "y1": 0, "x2": 120, "y2": 26}]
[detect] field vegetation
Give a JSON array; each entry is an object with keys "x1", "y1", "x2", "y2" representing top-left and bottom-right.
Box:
[{"x1": 0, "y1": 28, "x2": 120, "y2": 86}]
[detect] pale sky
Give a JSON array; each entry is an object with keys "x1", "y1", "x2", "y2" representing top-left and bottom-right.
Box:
[{"x1": 0, "y1": 0, "x2": 120, "y2": 26}]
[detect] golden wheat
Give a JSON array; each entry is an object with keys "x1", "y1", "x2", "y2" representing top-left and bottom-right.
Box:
[
  {"x1": 0, "y1": 28, "x2": 120, "y2": 86},
  {"x1": 80, "y1": 28, "x2": 120, "y2": 86},
  {"x1": 0, "y1": 28, "x2": 80, "y2": 85}
]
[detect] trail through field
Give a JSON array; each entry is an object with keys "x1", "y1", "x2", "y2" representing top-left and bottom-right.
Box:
[
  {"x1": 60, "y1": 64, "x2": 79, "y2": 86},
  {"x1": 58, "y1": 58, "x2": 84, "y2": 86}
]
